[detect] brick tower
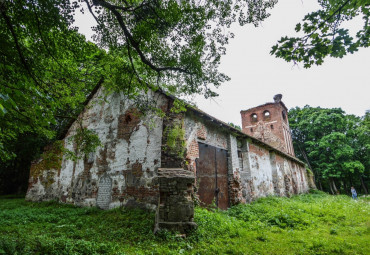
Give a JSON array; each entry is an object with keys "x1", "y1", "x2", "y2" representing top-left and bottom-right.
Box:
[{"x1": 240, "y1": 94, "x2": 295, "y2": 156}]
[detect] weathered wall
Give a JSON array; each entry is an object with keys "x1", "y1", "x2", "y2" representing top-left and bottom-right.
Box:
[
  {"x1": 183, "y1": 110, "x2": 311, "y2": 206},
  {"x1": 26, "y1": 89, "x2": 312, "y2": 212},
  {"x1": 236, "y1": 140, "x2": 310, "y2": 203},
  {"x1": 184, "y1": 112, "x2": 229, "y2": 175},
  {"x1": 247, "y1": 143, "x2": 275, "y2": 198},
  {"x1": 26, "y1": 88, "x2": 168, "y2": 210}
]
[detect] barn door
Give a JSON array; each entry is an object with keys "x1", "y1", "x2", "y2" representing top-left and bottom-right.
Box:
[{"x1": 196, "y1": 143, "x2": 229, "y2": 210}]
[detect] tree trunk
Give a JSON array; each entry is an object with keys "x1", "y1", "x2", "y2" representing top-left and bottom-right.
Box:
[
  {"x1": 318, "y1": 178, "x2": 323, "y2": 191},
  {"x1": 341, "y1": 178, "x2": 348, "y2": 194},
  {"x1": 349, "y1": 176, "x2": 353, "y2": 188},
  {"x1": 328, "y1": 180, "x2": 334, "y2": 195},
  {"x1": 299, "y1": 145, "x2": 316, "y2": 183},
  {"x1": 360, "y1": 175, "x2": 368, "y2": 195},
  {"x1": 331, "y1": 178, "x2": 339, "y2": 194},
  {"x1": 315, "y1": 175, "x2": 323, "y2": 190}
]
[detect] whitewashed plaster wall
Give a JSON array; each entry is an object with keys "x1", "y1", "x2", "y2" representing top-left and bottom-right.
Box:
[{"x1": 27, "y1": 88, "x2": 168, "y2": 210}]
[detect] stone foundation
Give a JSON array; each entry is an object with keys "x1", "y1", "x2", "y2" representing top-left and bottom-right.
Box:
[{"x1": 155, "y1": 168, "x2": 197, "y2": 233}]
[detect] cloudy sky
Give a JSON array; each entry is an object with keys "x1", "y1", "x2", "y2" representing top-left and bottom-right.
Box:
[{"x1": 75, "y1": 1, "x2": 370, "y2": 126}]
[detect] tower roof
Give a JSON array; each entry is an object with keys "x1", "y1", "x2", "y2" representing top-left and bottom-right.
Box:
[{"x1": 240, "y1": 94, "x2": 288, "y2": 113}]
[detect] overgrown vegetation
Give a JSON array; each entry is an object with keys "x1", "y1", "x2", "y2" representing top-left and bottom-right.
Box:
[
  {"x1": 0, "y1": 0, "x2": 276, "y2": 194},
  {"x1": 63, "y1": 126, "x2": 102, "y2": 162},
  {"x1": 289, "y1": 106, "x2": 369, "y2": 195},
  {"x1": 1, "y1": 192, "x2": 369, "y2": 254},
  {"x1": 164, "y1": 124, "x2": 186, "y2": 158}
]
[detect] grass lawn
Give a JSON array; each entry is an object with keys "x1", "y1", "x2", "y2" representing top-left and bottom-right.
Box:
[{"x1": 0, "y1": 191, "x2": 369, "y2": 254}]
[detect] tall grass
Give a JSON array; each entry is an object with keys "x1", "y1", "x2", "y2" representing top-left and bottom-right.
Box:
[{"x1": 0, "y1": 191, "x2": 368, "y2": 254}]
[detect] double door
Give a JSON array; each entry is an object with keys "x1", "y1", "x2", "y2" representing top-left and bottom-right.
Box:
[{"x1": 196, "y1": 143, "x2": 229, "y2": 210}]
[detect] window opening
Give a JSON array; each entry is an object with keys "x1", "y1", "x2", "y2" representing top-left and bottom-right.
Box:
[
  {"x1": 263, "y1": 110, "x2": 271, "y2": 120},
  {"x1": 251, "y1": 113, "x2": 258, "y2": 122},
  {"x1": 282, "y1": 111, "x2": 286, "y2": 121}
]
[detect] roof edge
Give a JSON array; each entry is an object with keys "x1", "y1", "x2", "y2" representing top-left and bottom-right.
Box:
[
  {"x1": 57, "y1": 77, "x2": 104, "y2": 140},
  {"x1": 56, "y1": 83, "x2": 304, "y2": 166},
  {"x1": 185, "y1": 105, "x2": 304, "y2": 166},
  {"x1": 240, "y1": 101, "x2": 288, "y2": 113}
]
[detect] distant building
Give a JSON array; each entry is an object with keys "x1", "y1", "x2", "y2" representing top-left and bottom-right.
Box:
[{"x1": 241, "y1": 94, "x2": 295, "y2": 156}]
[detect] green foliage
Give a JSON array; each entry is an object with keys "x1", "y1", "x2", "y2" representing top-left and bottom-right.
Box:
[
  {"x1": 271, "y1": 0, "x2": 370, "y2": 67},
  {"x1": 165, "y1": 124, "x2": 186, "y2": 158},
  {"x1": 288, "y1": 106, "x2": 369, "y2": 194},
  {"x1": 1, "y1": 193, "x2": 369, "y2": 254},
  {"x1": 0, "y1": 0, "x2": 106, "y2": 161},
  {"x1": 306, "y1": 166, "x2": 314, "y2": 177},
  {"x1": 170, "y1": 99, "x2": 187, "y2": 114},
  {"x1": 227, "y1": 122, "x2": 242, "y2": 130},
  {"x1": 0, "y1": 0, "x2": 279, "y2": 164},
  {"x1": 87, "y1": 0, "x2": 277, "y2": 98},
  {"x1": 40, "y1": 141, "x2": 64, "y2": 170},
  {"x1": 63, "y1": 126, "x2": 101, "y2": 161}
]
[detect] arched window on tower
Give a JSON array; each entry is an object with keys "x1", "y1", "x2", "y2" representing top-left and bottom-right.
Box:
[
  {"x1": 251, "y1": 113, "x2": 258, "y2": 122},
  {"x1": 263, "y1": 110, "x2": 270, "y2": 120}
]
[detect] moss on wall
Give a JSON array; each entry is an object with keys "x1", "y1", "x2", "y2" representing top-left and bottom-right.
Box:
[
  {"x1": 30, "y1": 141, "x2": 64, "y2": 181},
  {"x1": 164, "y1": 123, "x2": 186, "y2": 158}
]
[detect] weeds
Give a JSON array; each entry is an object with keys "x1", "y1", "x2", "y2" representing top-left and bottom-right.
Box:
[{"x1": 0, "y1": 193, "x2": 369, "y2": 254}]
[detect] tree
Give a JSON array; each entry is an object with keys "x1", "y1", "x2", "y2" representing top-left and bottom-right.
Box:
[
  {"x1": 81, "y1": 0, "x2": 278, "y2": 96},
  {"x1": 349, "y1": 111, "x2": 370, "y2": 194},
  {"x1": 0, "y1": 0, "x2": 107, "y2": 160},
  {"x1": 288, "y1": 106, "x2": 368, "y2": 194},
  {"x1": 0, "y1": 0, "x2": 278, "y2": 193},
  {"x1": 228, "y1": 122, "x2": 242, "y2": 130},
  {"x1": 0, "y1": 0, "x2": 278, "y2": 160},
  {"x1": 271, "y1": 0, "x2": 369, "y2": 67}
]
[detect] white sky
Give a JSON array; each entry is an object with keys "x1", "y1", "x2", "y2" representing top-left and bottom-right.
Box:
[{"x1": 75, "y1": 1, "x2": 370, "y2": 127}]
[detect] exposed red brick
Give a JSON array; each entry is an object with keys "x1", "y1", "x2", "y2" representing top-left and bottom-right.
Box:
[
  {"x1": 186, "y1": 139, "x2": 199, "y2": 160},
  {"x1": 132, "y1": 161, "x2": 143, "y2": 177},
  {"x1": 249, "y1": 143, "x2": 268, "y2": 157},
  {"x1": 241, "y1": 99, "x2": 295, "y2": 156},
  {"x1": 117, "y1": 108, "x2": 142, "y2": 142},
  {"x1": 197, "y1": 125, "x2": 207, "y2": 140},
  {"x1": 229, "y1": 171, "x2": 242, "y2": 205}
]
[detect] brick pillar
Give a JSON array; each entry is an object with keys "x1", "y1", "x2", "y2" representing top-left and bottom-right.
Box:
[
  {"x1": 240, "y1": 139, "x2": 254, "y2": 202},
  {"x1": 160, "y1": 99, "x2": 186, "y2": 168},
  {"x1": 269, "y1": 151, "x2": 281, "y2": 196},
  {"x1": 155, "y1": 168, "x2": 197, "y2": 234},
  {"x1": 227, "y1": 134, "x2": 242, "y2": 205}
]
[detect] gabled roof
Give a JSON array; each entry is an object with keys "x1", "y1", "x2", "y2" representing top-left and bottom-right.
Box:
[{"x1": 58, "y1": 82, "x2": 304, "y2": 166}]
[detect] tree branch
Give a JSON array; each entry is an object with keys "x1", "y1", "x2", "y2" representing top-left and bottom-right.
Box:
[
  {"x1": 84, "y1": 0, "x2": 100, "y2": 25},
  {"x1": 305, "y1": 0, "x2": 351, "y2": 42},
  {"x1": 0, "y1": 6, "x2": 41, "y2": 87},
  {"x1": 92, "y1": 0, "x2": 192, "y2": 75}
]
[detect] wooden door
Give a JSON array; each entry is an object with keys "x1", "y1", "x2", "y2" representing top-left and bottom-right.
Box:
[{"x1": 196, "y1": 143, "x2": 229, "y2": 209}]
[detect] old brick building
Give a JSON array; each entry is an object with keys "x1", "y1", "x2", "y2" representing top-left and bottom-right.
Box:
[
  {"x1": 241, "y1": 94, "x2": 295, "y2": 156},
  {"x1": 26, "y1": 88, "x2": 314, "y2": 232}
]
